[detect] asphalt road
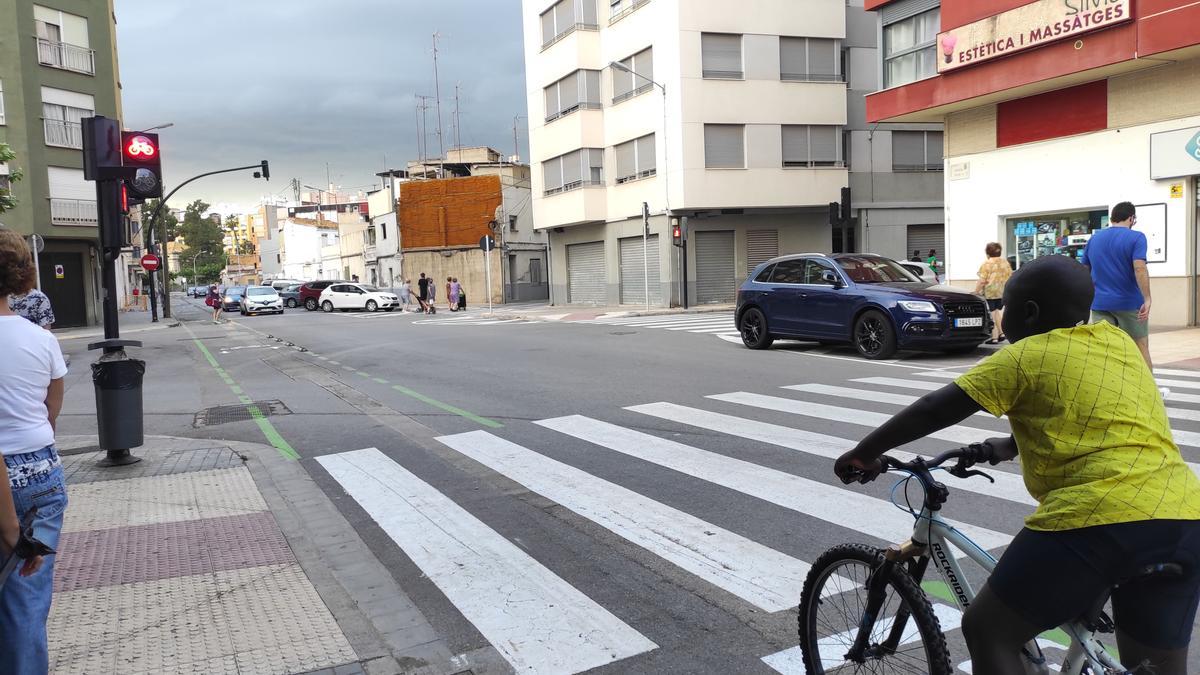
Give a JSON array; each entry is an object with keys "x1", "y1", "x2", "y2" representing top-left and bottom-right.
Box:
[{"x1": 56, "y1": 294, "x2": 1200, "y2": 674}]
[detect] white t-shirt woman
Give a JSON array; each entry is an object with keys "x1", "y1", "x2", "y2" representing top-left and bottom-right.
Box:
[{"x1": 0, "y1": 315, "x2": 66, "y2": 456}]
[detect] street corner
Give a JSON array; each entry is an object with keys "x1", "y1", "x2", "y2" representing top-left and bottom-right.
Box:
[{"x1": 48, "y1": 436, "x2": 362, "y2": 675}]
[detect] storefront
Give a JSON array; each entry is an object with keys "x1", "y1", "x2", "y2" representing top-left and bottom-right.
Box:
[{"x1": 1005, "y1": 209, "x2": 1107, "y2": 269}]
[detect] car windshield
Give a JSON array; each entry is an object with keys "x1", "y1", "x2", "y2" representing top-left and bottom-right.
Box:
[
  {"x1": 228, "y1": 286, "x2": 245, "y2": 295},
  {"x1": 833, "y1": 256, "x2": 921, "y2": 283},
  {"x1": 246, "y1": 287, "x2": 275, "y2": 296}
]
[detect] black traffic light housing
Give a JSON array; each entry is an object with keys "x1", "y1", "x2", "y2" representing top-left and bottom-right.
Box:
[
  {"x1": 120, "y1": 131, "x2": 162, "y2": 199},
  {"x1": 829, "y1": 187, "x2": 853, "y2": 226},
  {"x1": 254, "y1": 160, "x2": 270, "y2": 181}
]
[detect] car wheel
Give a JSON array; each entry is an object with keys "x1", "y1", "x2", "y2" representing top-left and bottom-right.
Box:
[
  {"x1": 305, "y1": 298, "x2": 318, "y2": 311},
  {"x1": 321, "y1": 300, "x2": 334, "y2": 313},
  {"x1": 366, "y1": 300, "x2": 378, "y2": 312},
  {"x1": 286, "y1": 298, "x2": 297, "y2": 308},
  {"x1": 854, "y1": 310, "x2": 897, "y2": 360},
  {"x1": 739, "y1": 308, "x2": 774, "y2": 350}
]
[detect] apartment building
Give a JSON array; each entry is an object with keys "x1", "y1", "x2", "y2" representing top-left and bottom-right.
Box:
[
  {"x1": 866, "y1": 0, "x2": 1200, "y2": 327},
  {"x1": 0, "y1": 0, "x2": 123, "y2": 326}
]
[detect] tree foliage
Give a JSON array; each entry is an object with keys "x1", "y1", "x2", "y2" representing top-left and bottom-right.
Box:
[{"x1": 0, "y1": 143, "x2": 25, "y2": 214}]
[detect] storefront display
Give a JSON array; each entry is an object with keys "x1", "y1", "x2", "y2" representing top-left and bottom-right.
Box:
[{"x1": 1006, "y1": 208, "x2": 1108, "y2": 268}]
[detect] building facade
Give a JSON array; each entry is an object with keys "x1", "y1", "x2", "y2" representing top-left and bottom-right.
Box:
[
  {"x1": 0, "y1": 0, "x2": 123, "y2": 326},
  {"x1": 866, "y1": 0, "x2": 1200, "y2": 327},
  {"x1": 524, "y1": 0, "x2": 933, "y2": 306}
]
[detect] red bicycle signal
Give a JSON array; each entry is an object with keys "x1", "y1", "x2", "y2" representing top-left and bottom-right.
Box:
[{"x1": 123, "y1": 134, "x2": 157, "y2": 162}]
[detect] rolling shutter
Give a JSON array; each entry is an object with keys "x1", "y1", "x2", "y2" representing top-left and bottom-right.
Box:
[
  {"x1": 694, "y1": 230, "x2": 736, "y2": 304},
  {"x1": 567, "y1": 241, "x2": 606, "y2": 304},
  {"x1": 619, "y1": 235, "x2": 661, "y2": 305},
  {"x1": 881, "y1": 0, "x2": 940, "y2": 25},
  {"x1": 746, "y1": 230, "x2": 778, "y2": 276},
  {"x1": 906, "y1": 224, "x2": 945, "y2": 266}
]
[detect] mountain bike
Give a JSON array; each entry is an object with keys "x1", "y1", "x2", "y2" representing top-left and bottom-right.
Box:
[{"x1": 796, "y1": 445, "x2": 1175, "y2": 674}]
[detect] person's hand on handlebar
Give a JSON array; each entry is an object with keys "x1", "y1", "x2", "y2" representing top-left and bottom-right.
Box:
[
  {"x1": 981, "y1": 436, "x2": 1019, "y2": 465},
  {"x1": 834, "y1": 448, "x2": 884, "y2": 485}
]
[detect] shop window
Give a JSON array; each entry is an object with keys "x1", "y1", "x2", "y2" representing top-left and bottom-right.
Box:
[{"x1": 1006, "y1": 209, "x2": 1108, "y2": 269}]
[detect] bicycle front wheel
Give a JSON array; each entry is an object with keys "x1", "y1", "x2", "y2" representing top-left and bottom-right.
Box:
[{"x1": 798, "y1": 543, "x2": 952, "y2": 675}]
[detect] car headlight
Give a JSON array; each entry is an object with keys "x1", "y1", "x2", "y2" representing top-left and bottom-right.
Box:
[
  {"x1": 898, "y1": 300, "x2": 937, "y2": 313},
  {"x1": 223, "y1": 296, "x2": 232, "y2": 302}
]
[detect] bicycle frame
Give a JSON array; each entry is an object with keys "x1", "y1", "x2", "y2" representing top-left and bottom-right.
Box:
[{"x1": 901, "y1": 503, "x2": 1128, "y2": 674}]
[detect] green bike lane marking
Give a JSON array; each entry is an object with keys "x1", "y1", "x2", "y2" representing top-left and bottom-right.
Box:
[
  {"x1": 191, "y1": 335, "x2": 301, "y2": 460},
  {"x1": 348, "y1": 369, "x2": 503, "y2": 428}
]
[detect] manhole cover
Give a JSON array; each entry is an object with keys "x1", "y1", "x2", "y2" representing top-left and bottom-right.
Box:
[{"x1": 194, "y1": 400, "x2": 292, "y2": 428}]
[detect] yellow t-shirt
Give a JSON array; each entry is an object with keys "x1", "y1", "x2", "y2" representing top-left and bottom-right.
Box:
[{"x1": 955, "y1": 322, "x2": 1200, "y2": 531}]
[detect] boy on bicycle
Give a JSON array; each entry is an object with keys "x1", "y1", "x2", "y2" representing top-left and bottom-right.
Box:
[{"x1": 834, "y1": 255, "x2": 1200, "y2": 674}]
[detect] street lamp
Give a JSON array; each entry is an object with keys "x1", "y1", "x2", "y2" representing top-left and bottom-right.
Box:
[
  {"x1": 132, "y1": 122, "x2": 174, "y2": 133},
  {"x1": 191, "y1": 249, "x2": 211, "y2": 286},
  {"x1": 610, "y1": 60, "x2": 670, "y2": 310}
]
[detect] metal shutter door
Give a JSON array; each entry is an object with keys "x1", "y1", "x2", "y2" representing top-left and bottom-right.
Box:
[
  {"x1": 694, "y1": 230, "x2": 736, "y2": 304},
  {"x1": 745, "y1": 230, "x2": 778, "y2": 276},
  {"x1": 619, "y1": 235, "x2": 661, "y2": 305},
  {"x1": 906, "y1": 224, "x2": 945, "y2": 265},
  {"x1": 567, "y1": 241, "x2": 606, "y2": 304}
]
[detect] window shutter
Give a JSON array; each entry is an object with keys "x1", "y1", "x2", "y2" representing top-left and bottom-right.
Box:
[
  {"x1": 779, "y1": 37, "x2": 807, "y2": 80},
  {"x1": 613, "y1": 59, "x2": 633, "y2": 100},
  {"x1": 541, "y1": 10, "x2": 555, "y2": 45},
  {"x1": 810, "y1": 126, "x2": 839, "y2": 164},
  {"x1": 588, "y1": 148, "x2": 604, "y2": 183},
  {"x1": 701, "y1": 34, "x2": 742, "y2": 78},
  {"x1": 544, "y1": 84, "x2": 559, "y2": 119},
  {"x1": 636, "y1": 134, "x2": 655, "y2": 174},
  {"x1": 635, "y1": 48, "x2": 653, "y2": 85},
  {"x1": 892, "y1": 131, "x2": 925, "y2": 170},
  {"x1": 583, "y1": 70, "x2": 601, "y2": 105},
  {"x1": 808, "y1": 39, "x2": 839, "y2": 81},
  {"x1": 704, "y1": 125, "x2": 744, "y2": 168},
  {"x1": 577, "y1": 0, "x2": 597, "y2": 25},
  {"x1": 782, "y1": 126, "x2": 809, "y2": 166},
  {"x1": 543, "y1": 156, "x2": 563, "y2": 191},
  {"x1": 926, "y1": 131, "x2": 944, "y2": 167},
  {"x1": 559, "y1": 71, "x2": 579, "y2": 111},
  {"x1": 881, "y1": 0, "x2": 940, "y2": 25},
  {"x1": 555, "y1": 0, "x2": 576, "y2": 35},
  {"x1": 562, "y1": 149, "x2": 583, "y2": 186},
  {"x1": 615, "y1": 140, "x2": 636, "y2": 180}
]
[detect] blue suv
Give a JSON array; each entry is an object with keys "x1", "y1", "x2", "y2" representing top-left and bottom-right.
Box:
[{"x1": 736, "y1": 253, "x2": 990, "y2": 359}]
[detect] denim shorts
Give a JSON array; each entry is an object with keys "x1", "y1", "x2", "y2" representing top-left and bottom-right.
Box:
[{"x1": 1, "y1": 445, "x2": 68, "y2": 675}]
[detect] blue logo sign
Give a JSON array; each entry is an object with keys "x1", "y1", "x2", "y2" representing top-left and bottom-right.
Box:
[
  {"x1": 1014, "y1": 222, "x2": 1037, "y2": 237},
  {"x1": 1187, "y1": 131, "x2": 1200, "y2": 162}
]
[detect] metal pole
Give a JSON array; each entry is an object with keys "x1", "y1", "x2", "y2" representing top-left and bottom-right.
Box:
[
  {"x1": 486, "y1": 244, "x2": 493, "y2": 314},
  {"x1": 147, "y1": 248, "x2": 158, "y2": 322},
  {"x1": 31, "y1": 235, "x2": 42, "y2": 290},
  {"x1": 682, "y1": 216, "x2": 689, "y2": 309},
  {"x1": 642, "y1": 202, "x2": 650, "y2": 311}
]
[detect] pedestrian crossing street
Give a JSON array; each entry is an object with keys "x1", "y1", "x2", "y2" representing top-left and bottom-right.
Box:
[
  {"x1": 317, "y1": 366, "x2": 1200, "y2": 674},
  {"x1": 577, "y1": 312, "x2": 739, "y2": 341}
]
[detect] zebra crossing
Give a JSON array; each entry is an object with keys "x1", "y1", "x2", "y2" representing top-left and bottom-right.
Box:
[
  {"x1": 577, "y1": 312, "x2": 739, "y2": 340},
  {"x1": 316, "y1": 365, "x2": 1200, "y2": 674},
  {"x1": 331, "y1": 309, "x2": 536, "y2": 327}
]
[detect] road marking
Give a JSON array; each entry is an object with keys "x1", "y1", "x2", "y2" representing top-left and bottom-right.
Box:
[
  {"x1": 317, "y1": 448, "x2": 657, "y2": 672},
  {"x1": 1154, "y1": 377, "x2": 1200, "y2": 391},
  {"x1": 784, "y1": 383, "x2": 1002, "y2": 420},
  {"x1": 389, "y1": 384, "x2": 503, "y2": 429},
  {"x1": 1156, "y1": 368, "x2": 1200, "y2": 379},
  {"x1": 437, "y1": 431, "x2": 816, "y2": 612},
  {"x1": 627, "y1": 402, "x2": 1035, "y2": 506},
  {"x1": 852, "y1": 377, "x2": 944, "y2": 392},
  {"x1": 664, "y1": 321, "x2": 735, "y2": 331},
  {"x1": 534, "y1": 416, "x2": 1010, "y2": 552},
  {"x1": 372, "y1": 377, "x2": 388, "y2": 384}
]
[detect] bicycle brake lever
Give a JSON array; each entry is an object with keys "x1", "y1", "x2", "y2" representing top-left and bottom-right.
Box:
[{"x1": 949, "y1": 466, "x2": 995, "y2": 483}]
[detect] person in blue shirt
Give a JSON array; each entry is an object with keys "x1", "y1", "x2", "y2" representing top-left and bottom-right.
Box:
[{"x1": 1080, "y1": 202, "x2": 1154, "y2": 368}]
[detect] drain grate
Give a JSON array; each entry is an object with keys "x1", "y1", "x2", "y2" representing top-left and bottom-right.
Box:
[{"x1": 193, "y1": 400, "x2": 292, "y2": 428}]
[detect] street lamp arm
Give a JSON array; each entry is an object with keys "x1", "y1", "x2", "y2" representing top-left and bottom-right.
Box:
[{"x1": 609, "y1": 61, "x2": 666, "y2": 94}]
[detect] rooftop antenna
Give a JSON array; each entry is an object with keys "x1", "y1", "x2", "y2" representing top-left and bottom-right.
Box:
[{"x1": 432, "y1": 32, "x2": 445, "y2": 178}]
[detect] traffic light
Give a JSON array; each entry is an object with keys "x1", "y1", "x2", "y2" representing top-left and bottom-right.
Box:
[
  {"x1": 120, "y1": 131, "x2": 162, "y2": 199},
  {"x1": 672, "y1": 221, "x2": 682, "y2": 247},
  {"x1": 254, "y1": 160, "x2": 270, "y2": 181},
  {"x1": 828, "y1": 202, "x2": 841, "y2": 227}
]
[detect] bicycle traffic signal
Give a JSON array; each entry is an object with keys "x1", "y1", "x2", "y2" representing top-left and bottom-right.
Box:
[{"x1": 120, "y1": 131, "x2": 163, "y2": 199}]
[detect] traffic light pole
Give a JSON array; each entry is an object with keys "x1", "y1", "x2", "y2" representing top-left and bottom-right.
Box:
[{"x1": 143, "y1": 161, "x2": 269, "y2": 318}]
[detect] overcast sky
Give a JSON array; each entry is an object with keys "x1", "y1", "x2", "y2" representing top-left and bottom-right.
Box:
[{"x1": 115, "y1": 0, "x2": 529, "y2": 216}]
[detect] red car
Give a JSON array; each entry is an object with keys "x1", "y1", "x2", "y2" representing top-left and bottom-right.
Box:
[{"x1": 299, "y1": 280, "x2": 348, "y2": 311}]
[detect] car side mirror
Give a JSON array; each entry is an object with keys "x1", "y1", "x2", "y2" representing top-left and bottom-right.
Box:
[{"x1": 822, "y1": 270, "x2": 843, "y2": 288}]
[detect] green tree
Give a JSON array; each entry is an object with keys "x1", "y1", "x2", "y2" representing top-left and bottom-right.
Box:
[
  {"x1": 139, "y1": 199, "x2": 179, "y2": 244},
  {"x1": 0, "y1": 143, "x2": 25, "y2": 214}
]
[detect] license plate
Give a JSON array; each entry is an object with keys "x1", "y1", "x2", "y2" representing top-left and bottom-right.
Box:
[{"x1": 954, "y1": 317, "x2": 983, "y2": 328}]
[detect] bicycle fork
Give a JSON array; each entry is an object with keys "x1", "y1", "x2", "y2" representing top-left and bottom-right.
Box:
[{"x1": 846, "y1": 545, "x2": 930, "y2": 663}]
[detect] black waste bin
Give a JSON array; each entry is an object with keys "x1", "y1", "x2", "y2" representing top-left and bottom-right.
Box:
[{"x1": 92, "y1": 355, "x2": 145, "y2": 451}]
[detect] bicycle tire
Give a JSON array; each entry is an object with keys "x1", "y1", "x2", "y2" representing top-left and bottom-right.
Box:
[{"x1": 798, "y1": 543, "x2": 952, "y2": 675}]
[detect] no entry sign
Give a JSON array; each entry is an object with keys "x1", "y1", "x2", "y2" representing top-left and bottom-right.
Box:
[{"x1": 140, "y1": 254, "x2": 160, "y2": 272}]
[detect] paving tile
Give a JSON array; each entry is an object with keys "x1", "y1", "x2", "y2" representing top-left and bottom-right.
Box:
[{"x1": 62, "y1": 446, "x2": 244, "y2": 485}]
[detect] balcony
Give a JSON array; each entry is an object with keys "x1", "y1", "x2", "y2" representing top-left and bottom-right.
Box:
[
  {"x1": 43, "y1": 119, "x2": 83, "y2": 149},
  {"x1": 50, "y1": 198, "x2": 98, "y2": 226},
  {"x1": 36, "y1": 38, "x2": 96, "y2": 75}
]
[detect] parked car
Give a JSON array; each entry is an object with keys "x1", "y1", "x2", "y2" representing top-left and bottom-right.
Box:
[
  {"x1": 736, "y1": 253, "x2": 991, "y2": 359},
  {"x1": 220, "y1": 285, "x2": 246, "y2": 312},
  {"x1": 268, "y1": 278, "x2": 305, "y2": 293},
  {"x1": 319, "y1": 283, "x2": 399, "y2": 313},
  {"x1": 278, "y1": 284, "x2": 303, "y2": 309},
  {"x1": 188, "y1": 286, "x2": 206, "y2": 297},
  {"x1": 240, "y1": 286, "x2": 284, "y2": 316},
  {"x1": 299, "y1": 280, "x2": 348, "y2": 311},
  {"x1": 900, "y1": 260, "x2": 940, "y2": 283}
]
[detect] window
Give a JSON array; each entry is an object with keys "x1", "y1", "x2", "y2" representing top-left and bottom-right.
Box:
[
  {"x1": 614, "y1": 134, "x2": 656, "y2": 183},
  {"x1": 884, "y1": 8, "x2": 939, "y2": 87},
  {"x1": 612, "y1": 47, "x2": 653, "y2": 103},
  {"x1": 753, "y1": 264, "x2": 775, "y2": 282},
  {"x1": 704, "y1": 125, "x2": 744, "y2": 168},
  {"x1": 543, "y1": 148, "x2": 604, "y2": 195},
  {"x1": 804, "y1": 260, "x2": 839, "y2": 285},
  {"x1": 545, "y1": 69, "x2": 602, "y2": 122},
  {"x1": 769, "y1": 260, "x2": 805, "y2": 284},
  {"x1": 608, "y1": 0, "x2": 649, "y2": 24},
  {"x1": 782, "y1": 125, "x2": 844, "y2": 167},
  {"x1": 891, "y1": 130, "x2": 943, "y2": 171},
  {"x1": 701, "y1": 33, "x2": 743, "y2": 79},
  {"x1": 381, "y1": 223, "x2": 387, "y2": 239},
  {"x1": 541, "y1": 0, "x2": 598, "y2": 48},
  {"x1": 34, "y1": 5, "x2": 94, "y2": 75},
  {"x1": 42, "y1": 102, "x2": 93, "y2": 148},
  {"x1": 509, "y1": 214, "x2": 518, "y2": 231},
  {"x1": 780, "y1": 37, "x2": 841, "y2": 82}
]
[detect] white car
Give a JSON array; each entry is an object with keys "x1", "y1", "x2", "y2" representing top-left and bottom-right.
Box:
[
  {"x1": 901, "y1": 260, "x2": 941, "y2": 283},
  {"x1": 319, "y1": 283, "x2": 399, "y2": 313},
  {"x1": 240, "y1": 286, "x2": 284, "y2": 315}
]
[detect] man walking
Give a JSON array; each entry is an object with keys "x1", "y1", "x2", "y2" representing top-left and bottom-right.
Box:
[
  {"x1": 1081, "y1": 202, "x2": 1155, "y2": 368},
  {"x1": 416, "y1": 273, "x2": 429, "y2": 312}
]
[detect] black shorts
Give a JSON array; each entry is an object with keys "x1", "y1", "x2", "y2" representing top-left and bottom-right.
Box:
[
  {"x1": 988, "y1": 519, "x2": 1200, "y2": 649},
  {"x1": 986, "y1": 298, "x2": 1003, "y2": 312}
]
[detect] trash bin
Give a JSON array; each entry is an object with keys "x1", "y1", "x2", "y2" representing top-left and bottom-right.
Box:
[{"x1": 92, "y1": 354, "x2": 146, "y2": 451}]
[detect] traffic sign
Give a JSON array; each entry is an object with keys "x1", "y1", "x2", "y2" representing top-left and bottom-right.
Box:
[
  {"x1": 479, "y1": 235, "x2": 496, "y2": 252},
  {"x1": 140, "y1": 253, "x2": 160, "y2": 272}
]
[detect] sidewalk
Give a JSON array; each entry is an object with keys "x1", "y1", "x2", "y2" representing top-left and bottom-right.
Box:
[
  {"x1": 1152, "y1": 327, "x2": 1200, "y2": 368},
  {"x1": 53, "y1": 308, "x2": 180, "y2": 342},
  {"x1": 46, "y1": 435, "x2": 379, "y2": 675}
]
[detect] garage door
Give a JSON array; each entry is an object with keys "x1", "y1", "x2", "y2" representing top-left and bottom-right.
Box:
[
  {"x1": 906, "y1": 224, "x2": 945, "y2": 266},
  {"x1": 746, "y1": 229, "x2": 778, "y2": 276},
  {"x1": 567, "y1": 241, "x2": 606, "y2": 304},
  {"x1": 694, "y1": 230, "x2": 736, "y2": 304},
  {"x1": 619, "y1": 235, "x2": 661, "y2": 305}
]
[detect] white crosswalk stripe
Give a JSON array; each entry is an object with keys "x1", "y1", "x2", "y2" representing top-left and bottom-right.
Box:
[
  {"x1": 1156, "y1": 368, "x2": 1200, "y2": 379},
  {"x1": 437, "y1": 430, "x2": 821, "y2": 612},
  {"x1": 317, "y1": 448, "x2": 657, "y2": 673},
  {"x1": 577, "y1": 313, "x2": 740, "y2": 339},
  {"x1": 853, "y1": 376, "x2": 944, "y2": 391},
  {"x1": 783, "y1": 383, "x2": 1003, "y2": 420},
  {"x1": 534, "y1": 415, "x2": 1012, "y2": 552}
]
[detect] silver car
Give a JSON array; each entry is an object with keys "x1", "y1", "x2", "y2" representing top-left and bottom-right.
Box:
[{"x1": 240, "y1": 286, "x2": 284, "y2": 316}]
